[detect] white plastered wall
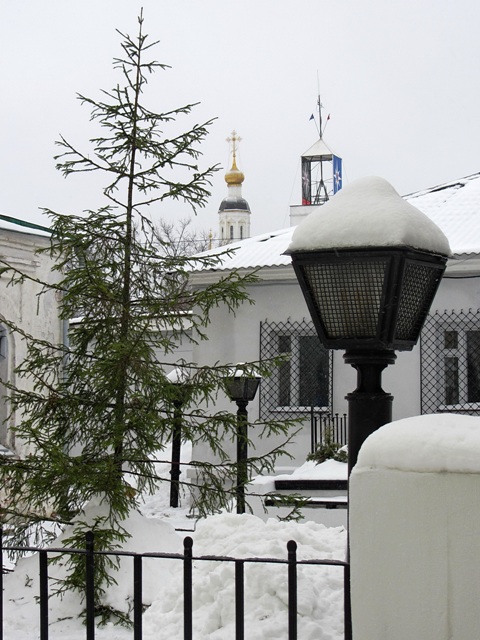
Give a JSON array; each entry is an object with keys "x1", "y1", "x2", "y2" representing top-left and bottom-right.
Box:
[
  {"x1": 349, "y1": 415, "x2": 480, "y2": 640},
  {"x1": 0, "y1": 228, "x2": 61, "y2": 452}
]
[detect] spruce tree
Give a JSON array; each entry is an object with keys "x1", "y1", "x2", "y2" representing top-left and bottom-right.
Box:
[{"x1": 0, "y1": 12, "x2": 295, "y2": 619}]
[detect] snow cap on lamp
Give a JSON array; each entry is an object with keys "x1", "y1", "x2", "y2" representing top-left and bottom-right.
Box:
[{"x1": 287, "y1": 176, "x2": 451, "y2": 256}]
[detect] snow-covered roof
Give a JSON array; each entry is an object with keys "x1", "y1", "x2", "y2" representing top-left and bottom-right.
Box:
[
  {"x1": 193, "y1": 172, "x2": 480, "y2": 274},
  {"x1": 193, "y1": 228, "x2": 295, "y2": 271},
  {"x1": 405, "y1": 172, "x2": 480, "y2": 255},
  {"x1": 0, "y1": 214, "x2": 51, "y2": 238}
]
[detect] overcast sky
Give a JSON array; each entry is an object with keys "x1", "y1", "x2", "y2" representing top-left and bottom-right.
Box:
[{"x1": 1, "y1": 0, "x2": 480, "y2": 238}]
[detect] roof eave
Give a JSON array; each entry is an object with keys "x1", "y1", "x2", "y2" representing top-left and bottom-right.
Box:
[
  {"x1": 189, "y1": 264, "x2": 295, "y2": 287},
  {"x1": 445, "y1": 253, "x2": 480, "y2": 277}
]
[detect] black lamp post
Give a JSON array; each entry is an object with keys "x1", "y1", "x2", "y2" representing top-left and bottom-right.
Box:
[
  {"x1": 225, "y1": 366, "x2": 261, "y2": 514},
  {"x1": 285, "y1": 177, "x2": 450, "y2": 474},
  {"x1": 167, "y1": 368, "x2": 192, "y2": 508}
]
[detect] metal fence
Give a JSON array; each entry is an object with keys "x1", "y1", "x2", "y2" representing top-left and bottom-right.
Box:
[
  {"x1": 311, "y1": 411, "x2": 348, "y2": 453},
  {"x1": 0, "y1": 529, "x2": 351, "y2": 640}
]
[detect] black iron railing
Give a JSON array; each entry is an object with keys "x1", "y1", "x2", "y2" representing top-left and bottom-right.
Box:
[
  {"x1": 311, "y1": 411, "x2": 348, "y2": 453},
  {"x1": 0, "y1": 529, "x2": 351, "y2": 640}
]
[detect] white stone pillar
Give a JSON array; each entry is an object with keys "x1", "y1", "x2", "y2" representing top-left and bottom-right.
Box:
[{"x1": 349, "y1": 413, "x2": 480, "y2": 640}]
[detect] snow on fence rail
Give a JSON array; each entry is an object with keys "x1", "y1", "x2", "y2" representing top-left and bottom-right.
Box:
[{"x1": 0, "y1": 529, "x2": 351, "y2": 640}]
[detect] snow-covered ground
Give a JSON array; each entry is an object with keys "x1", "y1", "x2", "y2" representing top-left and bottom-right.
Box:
[
  {"x1": 2, "y1": 447, "x2": 347, "y2": 639},
  {"x1": 8, "y1": 413, "x2": 480, "y2": 638}
]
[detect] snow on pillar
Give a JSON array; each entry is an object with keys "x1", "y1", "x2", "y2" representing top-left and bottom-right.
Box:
[{"x1": 349, "y1": 413, "x2": 480, "y2": 639}]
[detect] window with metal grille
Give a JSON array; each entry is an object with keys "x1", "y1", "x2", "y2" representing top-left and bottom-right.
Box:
[
  {"x1": 421, "y1": 309, "x2": 480, "y2": 414},
  {"x1": 260, "y1": 319, "x2": 331, "y2": 416}
]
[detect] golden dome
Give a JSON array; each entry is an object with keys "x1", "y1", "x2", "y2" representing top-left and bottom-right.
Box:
[{"x1": 225, "y1": 157, "x2": 245, "y2": 185}]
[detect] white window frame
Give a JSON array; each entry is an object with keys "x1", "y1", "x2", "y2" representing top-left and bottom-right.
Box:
[{"x1": 439, "y1": 327, "x2": 480, "y2": 410}]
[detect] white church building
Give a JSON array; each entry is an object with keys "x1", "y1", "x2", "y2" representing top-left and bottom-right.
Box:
[{"x1": 190, "y1": 132, "x2": 480, "y2": 472}]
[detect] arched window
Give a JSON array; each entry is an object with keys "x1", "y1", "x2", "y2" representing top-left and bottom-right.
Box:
[
  {"x1": 230, "y1": 225, "x2": 234, "y2": 240},
  {"x1": 240, "y1": 226, "x2": 243, "y2": 240}
]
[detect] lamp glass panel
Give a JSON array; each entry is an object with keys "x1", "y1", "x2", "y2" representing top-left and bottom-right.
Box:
[
  {"x1": 303, "y1": 260, "x2": 387, "y2": 339},
  {"x1": 225, "y1": 378, "x2": 246, "y2": 401},
  {"x1": 245, "y1": 378, "x2": 261, "y2": 401},
  {"x1": 395, "y1": 262, "x2": 443, "y2": 341},
  {"x1": 226, "y1": 377, "x2": 260, "y2": 402}
]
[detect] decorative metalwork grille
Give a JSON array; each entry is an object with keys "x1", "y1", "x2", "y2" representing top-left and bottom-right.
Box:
[
  {"x1": 421, "y1": 308, "x2": 480, "y2": 414},
  {"x1": 260, "y1": 319, "x2": 332, "y2": 417},
  {"x1": 311, "y1": 412, "x2": 348, "y2": 450}
]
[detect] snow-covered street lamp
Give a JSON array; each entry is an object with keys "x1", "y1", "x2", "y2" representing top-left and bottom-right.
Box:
[
  {"x1": 286, "y1": 177, "x2": 450, "y2": 473},
  {"x1": 225, "y1": 365, "x2": 261, "y2": 514}
]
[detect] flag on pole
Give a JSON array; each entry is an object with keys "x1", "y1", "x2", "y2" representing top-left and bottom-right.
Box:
[{"x1": 333, "y1": 155, "x2": 342, "y2": 194}]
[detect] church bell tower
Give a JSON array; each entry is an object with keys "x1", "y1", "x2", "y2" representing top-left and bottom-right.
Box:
[{"x1": 218, "y1": 130, "x2": 251, "y2": 244}]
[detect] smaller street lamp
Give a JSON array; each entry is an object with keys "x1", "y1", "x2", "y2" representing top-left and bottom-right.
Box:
[
  {"x1": 166, "y1": 367, "x2": 193, "y2": 508},
  {"x1": 225, "y1": 365, "x2": 261, "y2": 514},
  {"x1": 286, "y1": 177, "x2": 451, "y2": 473}
]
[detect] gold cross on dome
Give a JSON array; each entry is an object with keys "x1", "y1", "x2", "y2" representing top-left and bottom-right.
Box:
[{"x1": 226, "y1": 130, "x2": 241, "y2": 162}]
